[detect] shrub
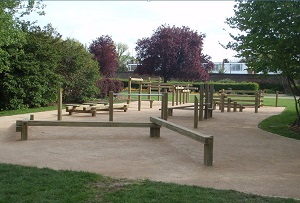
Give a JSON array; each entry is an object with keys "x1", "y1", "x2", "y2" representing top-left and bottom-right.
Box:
[{"x1": 96, "y1": 78, "x2": 124, "y2": 98}]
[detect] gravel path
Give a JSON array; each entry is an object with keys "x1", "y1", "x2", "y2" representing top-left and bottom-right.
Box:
[{"x1": 0, "y1": 102, "x2": 299, "y2": 199}]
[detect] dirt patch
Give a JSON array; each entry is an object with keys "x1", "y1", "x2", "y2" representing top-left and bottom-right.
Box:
[{"x1": 0, "y1": 102, "x2": 299, "y2": 199}]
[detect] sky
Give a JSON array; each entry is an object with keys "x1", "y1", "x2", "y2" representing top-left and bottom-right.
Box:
[{"x1": 25, "y1": 1, "x2": 239, "y2": 62}]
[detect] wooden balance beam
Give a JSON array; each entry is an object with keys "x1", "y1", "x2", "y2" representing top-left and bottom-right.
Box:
[
  {"x1": 150, "y1": 117, "x2": 213, "y2": 166},
  {"x1": 15, "y1": 120, "x2": 161, "y2": 141}
]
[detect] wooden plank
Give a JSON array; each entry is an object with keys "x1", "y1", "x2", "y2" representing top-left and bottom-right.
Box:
[
  {"x1": 150, "y1": 117, "x2": 212, "y2": 144},
  {"x1": 17, "y1": 120, "x2": 156, "y2": 128}
]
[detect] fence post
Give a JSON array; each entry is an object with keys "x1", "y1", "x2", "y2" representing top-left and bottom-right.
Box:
[
  {"x1": 227, "y1": 98, "x2": 231, "y2": 112},
  {"x1": 109, "y1": 91, "x2": 113, "y2": 121}
]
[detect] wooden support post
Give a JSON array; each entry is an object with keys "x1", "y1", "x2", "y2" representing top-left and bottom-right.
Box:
[
  {"x1": 194, "y1": 96, "x2": 198, "y2": 128},
  {"x1": 150, "y1": 124, "x2": 161, "y2": 137},
  {"x1": 255, "y1": 92, "x2": 259, "y2": 113},
  {"x1": 182, "y1": 91, "x2": 185, "y2": 104},
  {"x1": 30, "y1": 114, "x2": 34, "y2": 120},
  {"x1": 275, "y1": 91, "x2": 278, "y2": 107},
  {"x1": 109, "y1": 91, "x2": 113, "y2": 121},
  {"x1": 57, "y1": 87, "x2": 62, "y2": 121},
  {"x1": 227, "y1": 98, "x2": 231, "y2": 112},
  {"x1": 209, "y1": 85, "x2": 214, "y2": 118},
  {"x1": 21, "y1": 121, "x2": 28, "y2": 140},
  {"x1": 176, "y1": 87, "x2": 179, "y2": 105},
  {"x1": 161, "y1": 92, "x2": 168, "y2": 120},
  {"x1": 199, "y1": 85, "x2": 204, "y2": 121},
  {"x1": 172, "y1": 85, "x2": 175, "y2": 106},
  {"x1": 127, "y1": 77, "x2": 132, "y2": 104},
  {"x1": 233, "y1": 102, "x2": 237, "y2": 112},
  {"x1": 138, "y1": 81, "x2": 142, "y2": 111},
  {"x1": 204, "y1": 137, "x2": 213, "y2": 166},
  {"x1": 157, "y1": 78, "x2": 161, "y2": 101},
  {"x1": 220, "y1": 93, "x2": 225, "y2": 112}
]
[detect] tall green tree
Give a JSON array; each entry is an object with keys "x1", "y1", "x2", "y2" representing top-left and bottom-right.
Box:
[
  {"x1": 0, "y1": 24, "x2": 62, "y2": 110},
  {"x1": 56, "y1": 39, "x2": 100, "y2": 103},
  {"x1": 116, "y1": 42, "x2": 132, "y2": 72},
  {"x1": 225, "y1": 0, "x2": 300, "y2": 126}
]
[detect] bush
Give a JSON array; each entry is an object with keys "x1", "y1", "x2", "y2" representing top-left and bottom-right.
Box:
[{"x1": 96, "y1": 78, "x2": 124, "y2": 98}]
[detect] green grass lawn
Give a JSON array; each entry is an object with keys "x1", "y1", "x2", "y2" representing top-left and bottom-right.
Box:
[
  {"x1": 0, "y1": 163, "x2": 298, "y2": 203},
  {"x1": 259, "y1": 97, "x2": 299, "y2": 140}
]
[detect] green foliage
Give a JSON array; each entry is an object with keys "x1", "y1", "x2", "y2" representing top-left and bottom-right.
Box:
[
  {"x1": 56, "y1": 38, "x2": 100, "y2": 103},
  {"x1": 96, "y1": 78, "x2": 124, "y2": 98},
  {"x1": 0, "y1": 24, "x2": 62, "y2": 110},
  {"x1": 225, "y1": 0, "x2": 300, "y2": 125}
]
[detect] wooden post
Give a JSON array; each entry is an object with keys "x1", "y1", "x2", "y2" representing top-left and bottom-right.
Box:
[
  {"x1": 204, "y1": 137, "x2": 213, "y2": 166},
  {"x1": 30, "y1": 114, "x2": 34, "y2": 120},
  {"x1": 57, "y1": 87, "x2": 62, "y2": 121},
  {"x1": 233, "y1": 102, "x2": 237, "y2": 112},
  {"x1": 182, "y1": 90, "x2": 185, "y2": 104},
  {"x1": 209, "y1": 85, "x2": 214, "y2": 118},
  {"x1": 227, "y1": 98, "x2": 231, "y2": 112},
  {"x1": 138, "y1": 81, "x2": 142, "y2": 111},
  {"x1": 275, "y1": 91, "x2": 278, "y2": 107},
  {"x1": 150, "y1": 124, "x2": 161, "y2": 137},
  {"x1": 199, "y1": 85, "x2": 204, "y2": 121},
  {"x1": 172, "y1": 85, "x2": 175, "y2": 106},
  {"x1": 127, "y1": 77, "x2": 132, "y2": 104},
  {"x1": 21, "y1": 121, "x2": 28, "y2": 140},
  {"x1": 194, "y1": 96, "x2": 198, "y2": 128},
  {"x1": 255, "y1": 92, "x2": 259, "y2": 113},
  {"x1": 109, "y1": 91, "x2": 113, "y2": 121},
  {"x1": 148, "y1": 77, "x2": 151, "y2": 100},
  {"x1": 157, "y1": 78, "x2": 161, "y2": 101},
  {"x1": 220, "y1": 93, "x2": 225, "y2": 112},
  {"x1": 176, "y1": 86, "x2": 179, "y2": 105},
  {"x1": 161, "y1": 92, "x2": 168, "y2": 120}
]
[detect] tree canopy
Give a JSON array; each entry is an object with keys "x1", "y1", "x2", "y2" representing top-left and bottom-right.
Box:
[
  {"x1": 89, "y1": 35, "x2": 118, "y2": 77},
  {"x1": 134, "y1": 25, "x2": 213, "y2": 82},
  {"x1": 225, "y1": 0, "x2": 300, "y2": 126}
]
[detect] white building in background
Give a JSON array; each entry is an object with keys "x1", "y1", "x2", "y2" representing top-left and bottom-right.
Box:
[
  {"x1": 211, "y1": 62, "x2": 250, "y2": 74},
  {"x1": 126, "y1": 62, "x2": 277, "y2": 74}
]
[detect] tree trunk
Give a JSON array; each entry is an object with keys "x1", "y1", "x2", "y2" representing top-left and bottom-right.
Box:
[{"x1": 287, "y1": 76, "x2": 300, "y2": 127}]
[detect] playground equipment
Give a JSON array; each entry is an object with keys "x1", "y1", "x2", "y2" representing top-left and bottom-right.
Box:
[{"x1": 15, "y1": 114, "x2": 213, "y2": 166}]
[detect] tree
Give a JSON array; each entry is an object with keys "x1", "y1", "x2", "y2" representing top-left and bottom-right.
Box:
[
  {"x1": 225, "y1": 1, "x2": 300, "y2": 126},
  {"x1": 115, "y1": 42, "x2": 135, "y2": 72},
  {"x1": 134, "y1": 24, "x2": 213, "y2": 83},
  {"x1": 0, "y1": 23, "x2": 62, "y2": 110},
  {"x1": 56, "y1": 38, "x2": 100, "y2": 103},
  {"x1": 89, "y1": 35, "x2": 118, "y2": 77},
  {"x1": 0, "y1": 0, "x2": 44, "y2": 74}
]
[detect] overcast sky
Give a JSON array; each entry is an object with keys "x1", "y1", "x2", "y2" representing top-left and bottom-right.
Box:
[{"x1": 26, "y1": 1, "x2": 239, "y2": 62}]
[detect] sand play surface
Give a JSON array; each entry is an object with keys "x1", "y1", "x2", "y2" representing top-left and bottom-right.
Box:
[{"x1": 0, "y1": 101, "x2": 299, "y2": 199}]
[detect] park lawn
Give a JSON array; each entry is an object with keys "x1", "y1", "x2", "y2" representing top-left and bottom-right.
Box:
[
  {"x1": 259, "y1": 97, "x2": 299, "y2": 140},
  {"x1": 0, "y1": 163, "x2": 299, "y2": 203}
]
